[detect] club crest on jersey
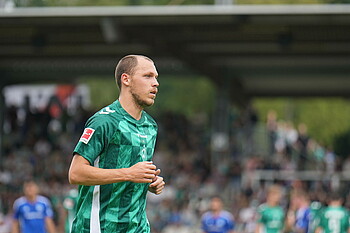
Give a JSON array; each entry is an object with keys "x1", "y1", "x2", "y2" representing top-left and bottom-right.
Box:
[{"x1": 79, "y1": 128, "x2": 95, "y2": 144}]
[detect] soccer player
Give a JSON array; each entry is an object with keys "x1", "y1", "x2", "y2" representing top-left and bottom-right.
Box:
[
  {"x1": 255, "y1": 184, "x2": 285, "y2": 233},
  {"x1": 286, "y1": 189, "x2": 311, "y2": 233},
  {"x1": 201, "y1": 196, "x2": 235, "y2": 233},
  {"x1": 315, "y1": 192, "x2": 349, "y2": 233},
  {"x1": 62, "y1": 188, "x2": 78, "y2": 233},
  {"x1": 68, "y1": 54, "x2": 165, "y2": 233},
  {"x1": 11, "y1": 180, "x2": 56, "y2": 233},
  {"x1": 309, "y1": 199, "x2": 323, "y2": 233}
]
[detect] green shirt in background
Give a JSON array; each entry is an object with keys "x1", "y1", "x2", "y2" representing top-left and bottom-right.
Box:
[
  {"x1": 63, "y1": 189, "x2": 78, "y2": 233},
  {"x1": 71, "y1": 100, "x2": 158, "y2": 233},
  {"x1": 319, "y1": 206, "x2": 349, "y2": 233},
  {"x1": 309, "y1": 201, "x2": 323, "y2": 233},
  {"x1": 257, "y1": 204, "x2": 285, "y2": 233}
]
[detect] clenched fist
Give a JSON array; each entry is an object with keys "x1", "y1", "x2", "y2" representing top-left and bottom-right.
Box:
[
  {"x1": 148, "y1": 169, "x2": 165, "y2": 195},
  {"x1": 127, "y1": 161, "x2": 157, "y2": 183}
]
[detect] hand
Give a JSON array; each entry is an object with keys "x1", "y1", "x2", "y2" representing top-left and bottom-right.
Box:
[
  {"x1": 127, "y1": 161, "x2": 157, "y2": 183},
  {"x1": 148, "y1": 169, "x2": 165, "y2": 195}
]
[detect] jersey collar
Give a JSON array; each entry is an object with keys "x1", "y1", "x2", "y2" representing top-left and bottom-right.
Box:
[{"x1": 114, "y1": 100, "x2": 145, "y2": 125}]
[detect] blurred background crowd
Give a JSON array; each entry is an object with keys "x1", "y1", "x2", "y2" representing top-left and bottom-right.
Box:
[
  {"x1": 1, "y1": 91, "x2": 349, "y2": 233},
  {"x1": 2, "y1": 0, "x2": 350, "y2": 232}
]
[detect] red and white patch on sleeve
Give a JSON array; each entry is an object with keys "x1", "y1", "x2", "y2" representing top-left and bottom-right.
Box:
[{"x1": 79, "y1": 128, "x2": 95, "y2": 144}]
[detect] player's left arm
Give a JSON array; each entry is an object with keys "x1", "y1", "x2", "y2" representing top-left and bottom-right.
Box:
[
  {"x1": 148, "y1": 169, "x2": 165, "y2": 195},
  {"x1": 228, "y1": 214, "x2": 236, "y2": 233},
  {"x1": 45, "y1": 217, "x2": 56, "y2": 233},
  {"x1": 43, "y1": 197, "x2": 56, "y2": 233}
]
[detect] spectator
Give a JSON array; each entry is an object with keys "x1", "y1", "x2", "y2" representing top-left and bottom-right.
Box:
[
  {"x1": 266, "y1": 110, "x2": 278, "y2": 156},
  {"x1": 296, "y1": 123, "x2": 310, "y2": 167}
]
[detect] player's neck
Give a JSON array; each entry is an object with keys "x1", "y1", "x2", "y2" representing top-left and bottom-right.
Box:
[
  {"x1": 300, "y1": 202, "x2": 309, "y2": 208},
  {"x1": 211, "y1": 209, "x2": 221, "y2": 216},
  {"x1": 118, "y1": 95, "x2": 143, "y2": 120},
  {"x1": 26, "y1": 195, "x2": 37, "y2": 203},
  {"x1": 267, "y1": 201, "x2": 278, "y2": 207},
  {"x1": 329, "y1": 201, "x2": 341, "y2": 207}
]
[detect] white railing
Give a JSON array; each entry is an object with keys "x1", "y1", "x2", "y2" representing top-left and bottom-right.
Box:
[{"x1": 242, "y1": 170, "x2": 350, "y2": 190}]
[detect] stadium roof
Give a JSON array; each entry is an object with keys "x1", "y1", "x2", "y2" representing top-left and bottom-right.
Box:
[{"x1": 1, "y1": 4, "x2": 350, "y2": 102}]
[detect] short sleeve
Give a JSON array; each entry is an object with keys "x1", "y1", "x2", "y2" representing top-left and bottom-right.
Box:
[
  {"x1": 12, "y1": 200, "x2": 20, "y2": 220},
  {"x1": 74, "y1": 116, "x2": 108, "y2": 165},
  {"x1": 43, "y1": 198, "x2": 54, "y2": 218},
  {"x1": 228, "y1": 213, "x2": 235, "y2": 230},
  {"x1": 201, "y1": 213, "x2": 209, "y2": 232},
  {"x1": 257, "y1": 206, "x2": 265, "y2": 224}
]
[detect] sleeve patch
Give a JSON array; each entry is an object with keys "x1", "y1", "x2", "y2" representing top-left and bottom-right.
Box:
[{"x1": 79, "y1": 128, "x2": 95, "y2": 144}]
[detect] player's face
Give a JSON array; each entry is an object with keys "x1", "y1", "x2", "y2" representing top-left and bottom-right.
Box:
[
  {"x1": 210, "y1": 197, "x2": 223, "y2": 212},
  {"x1": 24, "y1": 182, "x2": 39, "y2": 198},
  {"x1": 269, "y1": 191, "x2": 282, "y2": 204},
  {"x1": 129, "y1": 58, "x2": 159, "y2": 108},
  {"x1": 290, "y1": 196, "x2": 301, "y2": 209}
]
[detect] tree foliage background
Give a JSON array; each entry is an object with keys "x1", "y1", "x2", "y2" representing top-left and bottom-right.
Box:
[{"x1": 253, "y1": 98, "x2": 350, "y2": 156}]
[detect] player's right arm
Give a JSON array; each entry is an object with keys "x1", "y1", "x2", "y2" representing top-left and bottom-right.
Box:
[
  {"x1": 255, "y1": 223, "x2": 264, "y2": 233},
  {"x1": 68, "y1": 154, "x2": 158, "y2": 185},
  {"x1": 11, "y1": 219, "x2": 20, "y2": 233},
  {"x1": 255, "y1": 205, "x2": 264, "y2": 233},
  {"x1": 11, "y1": 199, "x2": 21, "y2": 233}
]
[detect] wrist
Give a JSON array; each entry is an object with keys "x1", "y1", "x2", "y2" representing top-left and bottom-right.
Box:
[{"x1": 118, "y1": 167, "x2": 131, "y2": 182}]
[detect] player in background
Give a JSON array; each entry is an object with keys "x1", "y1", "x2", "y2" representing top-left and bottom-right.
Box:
[
  {"x1": 255, "y1": 184, "x2": 285, "y2": 233},
  {"x1": 286, "y1": 189, "x2": 311, "y2": 233},
  {"x1": 315, "y1": 192, "x2": 350, "y2": 233},
  {"x1": 62, "y1": 189, "x2": 78, "y2": 233},
  {"x1": 309, "y1": 198, "x2": 323, "y2": 233},
  {"x1": 201, "y1": 196, "x2": 235, "y2": 233},
  {"x1": 68, "y1": 55, "x2": 165, "y2": 233},
  {"x1": 11, "y1": 180, "x2": 56, "y2": 233}
]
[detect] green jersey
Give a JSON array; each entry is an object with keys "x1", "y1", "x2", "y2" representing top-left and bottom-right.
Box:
[
  {"x1": 309, "y1": 201, "x2": 323, "y2": 233},
  {"x1": 63, "y1": 189, "x2": 78, "y2": 233},
  {"x1": 257, "y1": 204, "x2": 285, "y2": 233},
  {"x1": 319, "y1": 206, "x2": 349, "y2": 233},
  {"x1": 71, "y1": 100, "x2": 158, "y2": 233}
]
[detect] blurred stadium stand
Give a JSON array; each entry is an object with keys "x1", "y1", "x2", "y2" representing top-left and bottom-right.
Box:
[
  {"x1": 1, "y1": 4, "x2": 350, "y2": 233},
  {"x1": 1, "y1": 4, "x2": 350, "y2": 99}
]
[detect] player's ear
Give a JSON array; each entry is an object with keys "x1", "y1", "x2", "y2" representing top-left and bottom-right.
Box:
[{"x1": 121, "y1": 73, "x2": 131, "y2": 87}]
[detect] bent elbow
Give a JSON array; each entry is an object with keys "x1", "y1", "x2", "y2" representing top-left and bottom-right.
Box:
[{"x1": 68, "y1": 169, "x2": 80, "y2": 185}]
